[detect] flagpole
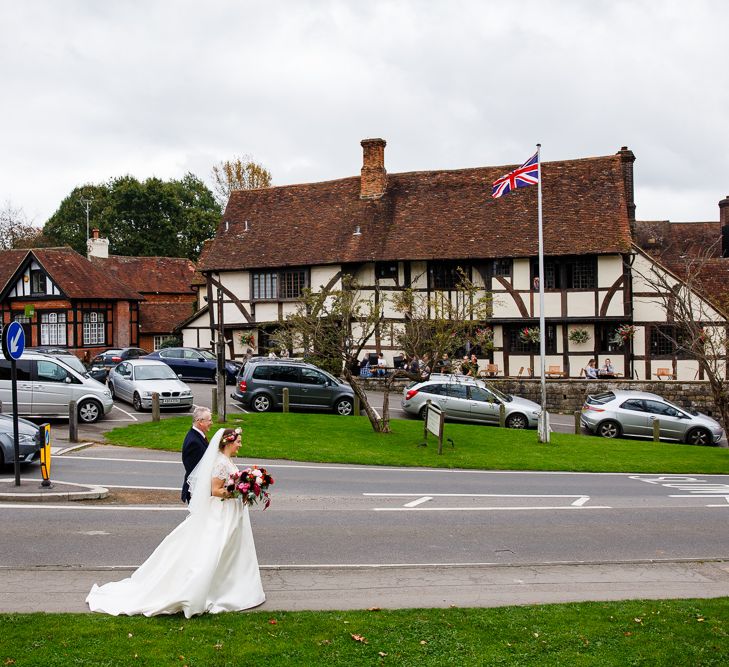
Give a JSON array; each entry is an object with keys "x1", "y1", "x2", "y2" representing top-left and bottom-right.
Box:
[{"x1": 536, "y1": 143, "x2": 550, "y2": 443}]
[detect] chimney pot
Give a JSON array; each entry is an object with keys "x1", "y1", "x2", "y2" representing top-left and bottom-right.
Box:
[
  {"x1": 91, "y1": 228, "x2": 100, "y2": 240},
  {"x1": 360, "y1": 138, "x2": 387, "y2": 199}
]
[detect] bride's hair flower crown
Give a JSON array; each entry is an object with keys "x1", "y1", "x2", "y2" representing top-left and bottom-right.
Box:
[{"x1": 222, "y1": 427, "x2": 243, "y2": 443}]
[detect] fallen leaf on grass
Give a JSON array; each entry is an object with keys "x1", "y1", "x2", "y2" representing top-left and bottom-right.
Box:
[
  {"x1": 127, "y1": 633, "x2": 133, "y2": 638},
  {"x1": 624, "y1": 632, "x2": 632, "y2": 637},
  {"x1": 697, "y1": 617, "x2": 705, "y2": 622},
  {"x1": 319, "y1": 640, "x2": 332, "y2": 645},
  {"x1": 214, "y1": 643, "x2": 223, "y2": 650},
  {"x1": 351, "y1": 634, "x2": 368, "y2": 644},
  {"x1": 368, "y1": 607, "x2": 381, "y2": 612},
  {"x1": 268, "y1": 619, "x2": 278, "y2": 625},
  {"x1": 420, "y1": 640, "x2": 427, "y2": 645},
  {"x1": 378, "y1": 652, "x2": 388, "y2": 657},
  {"x1": 634, "y1": 618, "x2": 643, "y2": 624},
  {"x1": 5, "y1": 659, "x2": 16, "y2": 665}
]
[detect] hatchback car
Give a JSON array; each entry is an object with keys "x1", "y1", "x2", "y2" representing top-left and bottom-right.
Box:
[
  {"x1": 144, "y1": 347, "x2": 241, "y2": 384},
  {"x1": 90, "y1": 347, "x2": 149, "y2": 380},
  {"x1": 401, "y1": 374, "x2": 541, "y2": 429},
  {"x1": 581, "y1": 390, "x2": 723, "y2": 445},
  {"x1": 108, "y1": 359, "x2": 194, "y2": 412},
  {"x1": 231, "y1": 358, "x2": 355, "y2": 415},
  {"x1": 0, "y1": 413, "x2": 41, "y2": 467}
]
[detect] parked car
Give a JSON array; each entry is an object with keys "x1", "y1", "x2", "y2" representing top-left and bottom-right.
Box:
[
  {"x1": 581, "y1": 389, "x2": 723, "y2": 445},
  {"x1": 0, "y1": 413, "x2": 41, "y2": 467},
  {"x1": 108, "y1": 359, "x2": 194, "y2": 412},
  {"x1": 26, "y1": 348, "x2": 96, "y2": 380},
  {"x1": 144, "y1": 347, "x2": 241, "y2": 384},
  {"x1": 401, "y1": 373, "x2": 541, "y2": 429},
  {"x1": 231, "y1": 358, "x2": 355, "y2": 415},
  {"x1": 90, "y1": 347, "x2": 149, "y2": 380},
  {"x1": 0, "y1": 352, "x2": 113, "y2": 423}
]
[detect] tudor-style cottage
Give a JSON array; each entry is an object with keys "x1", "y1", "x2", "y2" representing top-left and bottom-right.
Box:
[
  {"x1": 0, "y1": 247, "x2": 142, "y2": 359},
  {"x1": 183, "y1": 139, "x2": 728, "y2": 381}
]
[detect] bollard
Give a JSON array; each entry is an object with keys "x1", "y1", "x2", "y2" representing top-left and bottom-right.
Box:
[
  {"x1": 653, "y1": 419, "x2": 661, "y2": 442},
  {"x1": 151, "y1": 392, "x2": 160, "y2": 421},
  {"x1": 211, "y1": 387, "x2": 218, "y2": 419},
  {"x1": 574, "y1": 410, "x2": 582, "y2": 434},
  {"x1": 68, "y1": 400, "x2": 78, "y2": 443},
  {"x1": 282, "y1": 387, "x2": 289, "y2": 413},
  {"x1": 354, "y1": 394, "x2": 360, "y2": 416},
  {"x1": 499, "y1": 403, "x2": 506, "y2": 428}
]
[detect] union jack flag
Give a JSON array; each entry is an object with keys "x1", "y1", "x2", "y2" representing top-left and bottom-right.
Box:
[{"x1": 491, "y1": 151, "x2": 539, "y2": 199}]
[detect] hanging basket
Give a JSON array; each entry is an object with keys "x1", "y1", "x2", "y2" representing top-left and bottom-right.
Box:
[{"x1": 568, "y1": 328, "x2": 590, "y2": 344}]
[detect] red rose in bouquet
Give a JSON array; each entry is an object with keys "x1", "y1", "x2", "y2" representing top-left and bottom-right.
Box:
[{"x1": 226, "y1": 465, "x2": 274, "y2": 509}]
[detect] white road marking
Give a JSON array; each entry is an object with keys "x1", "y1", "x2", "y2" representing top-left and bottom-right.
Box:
[
  {"x1": 79, "y1": 530, "x2": 110, "y2": 535},
  {"x1": 0, "y1": 504, "x2": 186, "y2": 511},
  {"x1": 571, "y1": 496, "x2": 590, "y2": 506},
  {"x1": 373, "y1": 506, "x2": 611, "y2": 512},
  {"x1": 102, "y1": 484, "x2": 179, "y2": 490},
  {"x1": 111, "y1": 405, "x2": 138, "y2": 421},
  {"x1": 404, "y1": 496, "x2": 432, "y2": 507},
  {"x1": 364, "y1": 493, "x2": 593, "y2": 498}
]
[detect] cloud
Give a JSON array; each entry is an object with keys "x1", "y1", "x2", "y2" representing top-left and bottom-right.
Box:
[{"x1": 1, "y1": 0, "x2": 727, "y2": 225}]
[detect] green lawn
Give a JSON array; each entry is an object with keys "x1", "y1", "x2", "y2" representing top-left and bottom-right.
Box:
[
  {"x1": 2, "y1": 598, "x2": 728, "y2": 666},
  {"x1": 103, "y1": 413, "x2": 729, "y2": 474}
]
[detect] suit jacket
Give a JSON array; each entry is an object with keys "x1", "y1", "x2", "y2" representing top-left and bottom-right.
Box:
[{"x1": 181, "y1": 428, "x2": 208, "y2": 502}]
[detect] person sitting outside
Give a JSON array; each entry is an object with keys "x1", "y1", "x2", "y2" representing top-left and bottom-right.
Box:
[
  {"x1": 585, "y1": 359, "x2": 598, "y2": 379},
  {"x1": 408, "y1": 355, "x2": 420, "y2": 375},
  {"x1": 376, "y1": 352, "x2": 387, "y2": 377},
  {"x1": 600, "y1": 358, "x2": 615, "y2": 376}
]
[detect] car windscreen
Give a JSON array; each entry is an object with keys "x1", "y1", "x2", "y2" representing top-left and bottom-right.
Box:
[
  {"x1": 586, "y1": 391, "x2": 615, "y2": 405},
  {"x1": 198, "y1": 350, "x2": 216, "y2": 360},
  {"x1": 58, "y1": 356, "x2": 87, "y2": 374},
  {"x1": 134, "y1": 365, "x2": 179, "y2": 381},
  {"x1": 483, "y1": 383, "x2": 512, "y2": 402}
]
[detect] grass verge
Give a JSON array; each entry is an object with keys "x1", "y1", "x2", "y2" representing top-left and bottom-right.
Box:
[
  {"x1": 103, "y1": 413, "x2": 729, "y2": 474},
  {"x1": 2, "y1": 599, "x2": 727, "y2": 666}
]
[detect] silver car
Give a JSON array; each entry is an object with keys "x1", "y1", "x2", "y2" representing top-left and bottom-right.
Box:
[
  {"x1": 581, "y1": 389, "x2": 723, "y2": 445},
  {"x1": 401, "y1": 374, "x2": 541, "y2": 429},
  {"x1": 108, "y1": 359, "x2": 194, "y2": 412}
]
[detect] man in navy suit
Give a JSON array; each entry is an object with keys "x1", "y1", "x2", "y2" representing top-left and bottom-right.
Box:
[{"x1": 181, "y1": 406, "x2": 213, "y2": 502}]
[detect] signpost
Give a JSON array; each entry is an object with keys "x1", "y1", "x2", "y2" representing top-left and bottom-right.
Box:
[
  {"x1": 420, "y1": 400, "x2": 448, "y2": 455},
  {"x1": 1, "y1": 321, "x2": 26, "y2": 486}
]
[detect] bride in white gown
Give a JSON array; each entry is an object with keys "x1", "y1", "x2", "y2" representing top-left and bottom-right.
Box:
[{"x1": 86, "y1": 427, "x2": 265, "y2": 617}]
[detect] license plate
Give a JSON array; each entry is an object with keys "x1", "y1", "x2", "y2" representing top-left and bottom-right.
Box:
[{"x1": 161, "y1": 399, "x2": 180, "y2": 405}]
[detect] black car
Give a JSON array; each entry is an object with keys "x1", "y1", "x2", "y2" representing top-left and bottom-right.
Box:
[
  {"x1": 143, "y1": 347, "x2": 241, "y2": 384},
  {"x1": 90, "y1": 347, "x2": 149, "y2": 380}
]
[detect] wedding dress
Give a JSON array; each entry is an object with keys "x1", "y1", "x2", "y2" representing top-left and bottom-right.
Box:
[{"x1": 86, "y1": 429, "x2": 265, "y2": 617}]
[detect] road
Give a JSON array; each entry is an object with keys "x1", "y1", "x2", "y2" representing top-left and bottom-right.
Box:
[{"x1": 3, "y1": 442, "x2": 729, "y2": 568}]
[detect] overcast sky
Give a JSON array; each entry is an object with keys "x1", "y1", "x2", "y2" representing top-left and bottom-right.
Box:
[{"x1": 2, "y1": 0, "x2": 727, "y2": 228}]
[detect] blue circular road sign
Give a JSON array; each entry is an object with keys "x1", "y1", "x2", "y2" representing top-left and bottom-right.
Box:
[{"x1": 2, "y1": 321, "x2": 25, "y2": 361}]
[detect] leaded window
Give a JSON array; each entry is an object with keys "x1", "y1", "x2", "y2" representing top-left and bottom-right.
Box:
[
  {"x1": 429, "y1": 262, "x2": 468, "y2": 290},
  {"x1": 40, "y1": 312, "x2": 67, "y2": 346},
  {"x1": 83, "y1": 311, "x2": 105, "y2": 345}
]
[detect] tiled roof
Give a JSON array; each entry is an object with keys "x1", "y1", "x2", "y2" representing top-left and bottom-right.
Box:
[
  {"x1": 90, "y1": 255, "x2": 196, "y2": 294},
  {"x1": 0, "y1": 247, "x2": 142, "y2": 300},
  {"x1": 200, "y1": 153, "x2": 633, "y2": 272},
  {"x1": 634, "y1": 220, "x2": 722, "y2": 261},
  {"x1": 139, "y1": 301, "x2": 197, "y2": 333}
]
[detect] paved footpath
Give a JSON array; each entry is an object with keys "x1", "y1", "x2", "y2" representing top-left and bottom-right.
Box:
[{"x1": 2, "y1": 560, "x2": 729, "y2": 613}]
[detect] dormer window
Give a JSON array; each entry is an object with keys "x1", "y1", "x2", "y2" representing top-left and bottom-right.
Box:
[{"x1": 30, "y1": 270, "x2": 46, "y2": 295}]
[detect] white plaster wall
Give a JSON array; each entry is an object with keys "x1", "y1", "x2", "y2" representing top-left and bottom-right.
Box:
[
  {"x1": 311, "y1": 265, "x2": 341, "y2": 290},
  {"x1": 512, "y1": 259, "x2": 531, "y2": 291},
  {"x1": 602, "y1": 289, "x2": 627, "y2": 317},
  {"x1": 566, "y1": 292, "x2": 595, "y2": 318},
  {"x1": 221, "y1": 272, "x2": 250, "y2": 300},
  {"x1": 532, "y1": 292, "x2": 562, "y2": 317},
  {"x1": 633, "y1": 297, "x2": 667, "y2": 322},
  {"x1": 410, "y1": 262, "x2": 428, "y2": 288},
  {"x1": 254, "y1": 303, "x2": 279, "y2": 323},
  {"x1": 598, "y1": 255, "x2": 624, "y2": 288},
  {"x1": 492, "y1": 292, "x2": 524, "y2": 318},
  {"x1": 566, "y1": 324, "x2": 595, "y2": 353}
]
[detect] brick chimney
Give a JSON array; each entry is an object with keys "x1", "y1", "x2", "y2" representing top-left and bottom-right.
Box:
[
  {"x1": 720, "y1": 195, "x2": 729, "y2": 258},
  {"x1": 617, "y1": 146, "x2": 636, "y2": 231},
  {"x1": 360, "y1": 138, "x2": 387, "y2": 199}
]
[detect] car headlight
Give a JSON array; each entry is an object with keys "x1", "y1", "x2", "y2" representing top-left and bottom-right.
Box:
[
  {"x1": 103, "y1": 389, "x2": 112, "y2": 397},
  {"x1": 142, "y1": 391, "x2": 153, "y2": 398},
  {"x1": 530, "y1": 410, "x2": 540, "y2": 417},
  {"x1": 181, "y1": 390, "x2": 192, "y2": 397}
]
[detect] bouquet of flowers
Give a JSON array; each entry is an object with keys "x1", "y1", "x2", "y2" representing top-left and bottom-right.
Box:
[{"x1": 226, "y1": 465, "x2": 274, "y2": 509}]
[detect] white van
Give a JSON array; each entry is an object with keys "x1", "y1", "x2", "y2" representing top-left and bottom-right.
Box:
[{"x1": 0, "y1": 352, "x2": 114, "y2": 423}]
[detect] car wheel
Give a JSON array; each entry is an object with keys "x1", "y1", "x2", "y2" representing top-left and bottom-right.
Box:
[
  {"x1": 686, "y1": 427, "x2": 712, "y2": 446},
  {"x1": 505, "y1": 413, "x2": 528, "y2": 429},
  {"x1": 251, "y1": 394, "x2": 273, "y2": 413},
  {"x1": 597, "y1": 420, "x2": 621, "y2": 438},
  {"x1": 335, "y1": 398, "x2": 354, "y2": 416},
  {"x1": 78, "y1": 399, "x2": 103, "y2": 424},
  {"x1": 133, "y1": 392, "x2": 144, "y2": 412}
]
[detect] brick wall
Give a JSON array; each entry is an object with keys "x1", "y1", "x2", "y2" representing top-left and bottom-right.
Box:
[{"x1": 355, "y1": 378, "x2": 724, "y2": 420}]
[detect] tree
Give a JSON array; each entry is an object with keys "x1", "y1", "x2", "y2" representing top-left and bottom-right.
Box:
[
  {"x1": 0, "y1": 201, "x2": 43, "y2": 250},
  {"x1": 274, "y1": 275, "x2": 389, "y2": 433},
  {"x1": 42, "y1": 174, "x2": 219, "y2": 260},
  {"x1": 211, "y1": 155, "x2": 272, "y2": 211},
  {"x1": 631, "y1": 246, "x2": 729, "y2": 435}
]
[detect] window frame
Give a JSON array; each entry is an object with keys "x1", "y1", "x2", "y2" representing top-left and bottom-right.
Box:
[
  {"x1": 428, "y1": 261, "x2": 469, "y2": 290},
  {"x1": 82, "y1": 311, "x2": 106, "y2": 346},
  {"x1": 375, "y1": 261, "x2": 398, "y2": 281},
  {"x1": 507, "y1": 324, "x2": 558, "y2": 354},
  {"x1": 251, "y1": 268, "x2": 309, "y2": 301},
  {"x1": 30, "y1": 269, "x2": 47, "y2": 295},
  {"x1": 39, "y1": 311, "x2": 67, "y2": 347}
]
